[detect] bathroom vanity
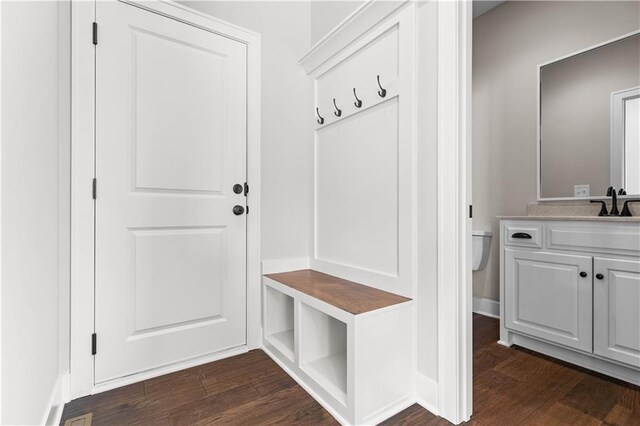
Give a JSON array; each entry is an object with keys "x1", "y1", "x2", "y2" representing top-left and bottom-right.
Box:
[
  {"x1": 499, "y1": 217, "x2": 640, "y2": 385},
  {"x1": 501, "y1": 30, "x2": 640, "y2": 385}
]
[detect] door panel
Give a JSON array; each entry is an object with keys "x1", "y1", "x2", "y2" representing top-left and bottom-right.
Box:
[
  {"x1": 505, "y1": 249, "x2": 593, "y2": 352},
  {"x1": 131, "y1": 227, "x2": 225, "y2": 333},
  {"x1": 594, "y1": 257, "x2": 640, "y2": 368},
  {"x1": 133, "y1": 27, "x2": 227, "y2": 193},
  {"x1": 95, "y1": 1, "x2": 247, "y2": 383}
]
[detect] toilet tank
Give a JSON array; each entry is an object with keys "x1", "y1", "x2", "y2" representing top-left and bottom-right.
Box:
[{"x1": 472, "y1": 230, "x2": 492, "y2": 271}]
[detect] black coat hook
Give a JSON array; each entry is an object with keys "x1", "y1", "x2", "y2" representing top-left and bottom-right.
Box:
[
  {"x1": 353, "y1": 88, "x2": 363, "y2": 108},
  {"x1": 316, "y1": 107, "x2": 324, "y2": 125},
  {"x1": 333, "y1": 98, "x2": 342, "y2": 117},
  {"x1": 377, "y1": 75, "x2": 387, "y2": 98}
]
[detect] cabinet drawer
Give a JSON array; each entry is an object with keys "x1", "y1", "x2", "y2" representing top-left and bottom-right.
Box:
[
  {"x1": 547, "y1": 223, "x2": 640, "y2": 255},
  {"x1": 504, "y1": 224, "x2": 543, "y2": 248}
]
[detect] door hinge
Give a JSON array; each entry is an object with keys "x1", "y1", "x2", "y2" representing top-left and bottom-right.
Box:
[
  {"x1": 244, "y1": 182, "x2": 249, "y2": 197},
  {"x1": 92, "y1": 22, "x2": 98, "y2": 45},
  {"x1": 92, "y1": 178, "x2": 97, "y2": 200},
  {"x1": 91, "y1": 333, "x2": 97, "y2": 355},
  {"x1": 469, "y1": 205, "x2": 473, "y2": 218}
]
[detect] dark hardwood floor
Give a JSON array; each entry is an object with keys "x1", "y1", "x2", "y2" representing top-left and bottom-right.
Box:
[{"x1": 61, "y1": 314, "x2": 640, "y2": 425}]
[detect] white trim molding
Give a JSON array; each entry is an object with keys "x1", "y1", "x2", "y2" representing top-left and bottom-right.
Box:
[
  {"x1": 299, "y1": 0, "x2": 409, "y2": 76},
  {"x1": 70, "y1": 0, "x2": 261, "y2": 399},
  {"x1": 472, "y1": 296, "x2": 500, "y2": 319},
  {"x1": 436, "y1": 0, "x2": 473, "y2": 423}
]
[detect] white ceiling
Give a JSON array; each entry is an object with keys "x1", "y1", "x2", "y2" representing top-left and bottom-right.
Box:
[{"x1": 473, "y1": 0, "x2": 505, "y2": 19}]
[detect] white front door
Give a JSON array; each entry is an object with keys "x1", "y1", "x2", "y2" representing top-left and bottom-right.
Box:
[{"x1": 94, "y1": 1, "x2": 248, "y2": 383}]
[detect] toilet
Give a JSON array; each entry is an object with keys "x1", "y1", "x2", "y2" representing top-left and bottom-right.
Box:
[{"x1": 472, "y1": 230, "x2": 492, "y2": 271}]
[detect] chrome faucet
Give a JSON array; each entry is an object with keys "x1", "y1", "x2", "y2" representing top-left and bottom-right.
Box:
[{"x1": 606, "y1": 186, "x2": 620, "y2": 215}]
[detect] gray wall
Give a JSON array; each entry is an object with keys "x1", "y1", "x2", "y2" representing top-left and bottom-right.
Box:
[{"x1": 473, "y1": 1, "x2": 640, "y2": 300}]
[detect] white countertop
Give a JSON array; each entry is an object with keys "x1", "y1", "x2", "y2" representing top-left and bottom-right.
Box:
[{"x1": 497, "y1": 215, "x2": 640, "y2": 223}]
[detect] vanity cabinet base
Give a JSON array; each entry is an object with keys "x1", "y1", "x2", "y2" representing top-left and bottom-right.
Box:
[
  {"x1": 500, "y1": 220, "x2": 640, "y2": 386},
  {"x1": 500, "y1": 331, "x2": 640, "y2": 386}
]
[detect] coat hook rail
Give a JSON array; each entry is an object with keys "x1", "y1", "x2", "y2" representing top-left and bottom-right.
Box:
[
  {"x1": 316, "y1": 107, "x2": 325, "y2": 124},
  {"x1": 353, "y1": 88, "x2": 363, "y2": 108},
  {"x1": 333, "y1": 98, "x2": 342, "y2": 117},
  {"x1": 377, "y1": 75, "x2": 387, "y2": 98}
]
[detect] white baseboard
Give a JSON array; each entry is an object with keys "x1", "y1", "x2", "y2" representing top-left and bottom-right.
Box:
[
  {"x1": 261, "y1": 257, "x2": 310, "y2": 275},
  {"x1": 472, "y1": 296, "x2": 499, "y2": 319},
  {"x1": 415, "y1": 372, "x2": 439, "y2": 416},
  {"x1": 43, "y1": 373, "x2": 69, "y2": 426}
]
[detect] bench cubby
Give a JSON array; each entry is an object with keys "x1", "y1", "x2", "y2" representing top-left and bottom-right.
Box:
[
  {"x1": 262, "y1": 269, "x2": 413, "y2": 425},
  {"x1": 264, "y1": 285, "x2": 295, "y2": 362}
]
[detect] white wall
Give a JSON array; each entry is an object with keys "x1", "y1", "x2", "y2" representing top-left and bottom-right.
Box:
[
  {"x1": 310, "y1": 1, "x2": 363, "y2": 45},
  {"x1": 181, "y1": 1, "x2": 314, "y2": 264},
  {"x1": 472, "y1": 1, "x2": 640, "y2": 300},
  {"x1": 1, "y1": 2, "x2": 66, "y2": 423}
]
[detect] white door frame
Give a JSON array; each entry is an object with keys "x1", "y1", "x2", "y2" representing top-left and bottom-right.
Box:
[
  {"x1": 70, "y1": 0, "x2": 261, "y2": 398},
  {"x1": 437, "y1": 0, "x2": 473, "y2": 423},
  {"x1": 611, "y1": 86, "x2": 640, "y2": 191}
]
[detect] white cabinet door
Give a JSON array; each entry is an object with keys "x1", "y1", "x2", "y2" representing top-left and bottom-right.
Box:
[
  {"x1": 505, "y1": 249, "x2": 593, "y2": 352},
  {"x1": 94, "y1": 1, "x2": 247, "y2": 383},
  {"x1": 594, "y1": 257, "x2": 640, "y2": 368}
]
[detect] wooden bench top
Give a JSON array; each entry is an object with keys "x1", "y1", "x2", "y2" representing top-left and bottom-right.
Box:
[{"x1": 264, "y1": 269, "x2": 411, "y2": 315}]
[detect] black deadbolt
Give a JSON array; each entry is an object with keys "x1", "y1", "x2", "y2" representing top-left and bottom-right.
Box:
[
  {"x1": 233, "y1": 184, "x2": 243, "y2": 194},
  {"x1": 596, "y1": 273, "x2": 604, "y2": 280},
  {"x1": 579, "y1": 272, "x2": 587, "y2": 278},
  {"x1": 233, "y1": 205, "x2": 245, "y2": 216}
]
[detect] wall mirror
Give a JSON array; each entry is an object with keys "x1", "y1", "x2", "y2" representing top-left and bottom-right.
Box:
[{"x1": 538, "y1": 32, "x2": 640, "y2": 200}]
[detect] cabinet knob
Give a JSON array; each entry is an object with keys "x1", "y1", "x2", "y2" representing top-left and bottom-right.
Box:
[
  {"x1": 579, "y1": 272, "x2": 587, "y2": 278},
  {"x1": 596, "y1": 273, "x2": 604, "y2": 280}
]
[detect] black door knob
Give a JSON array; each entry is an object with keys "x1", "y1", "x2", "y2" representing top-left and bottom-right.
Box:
[
  {"x1": 596, "y1": 273, "x2": 604, "y2": 280},
  {"x1": 233, "y1": 184, "x2": 243, "y2": 194},
  {"x1": 233, "y1": 205, "x2": 245, "y2": 216},
  {"x1": 579, "y1": 272, "x2": 588, "y2": 278}
]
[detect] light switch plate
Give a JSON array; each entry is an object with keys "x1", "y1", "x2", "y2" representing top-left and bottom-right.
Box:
[{"x1": 574, "y1": 184, "x2": 590, "y2": 197}]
